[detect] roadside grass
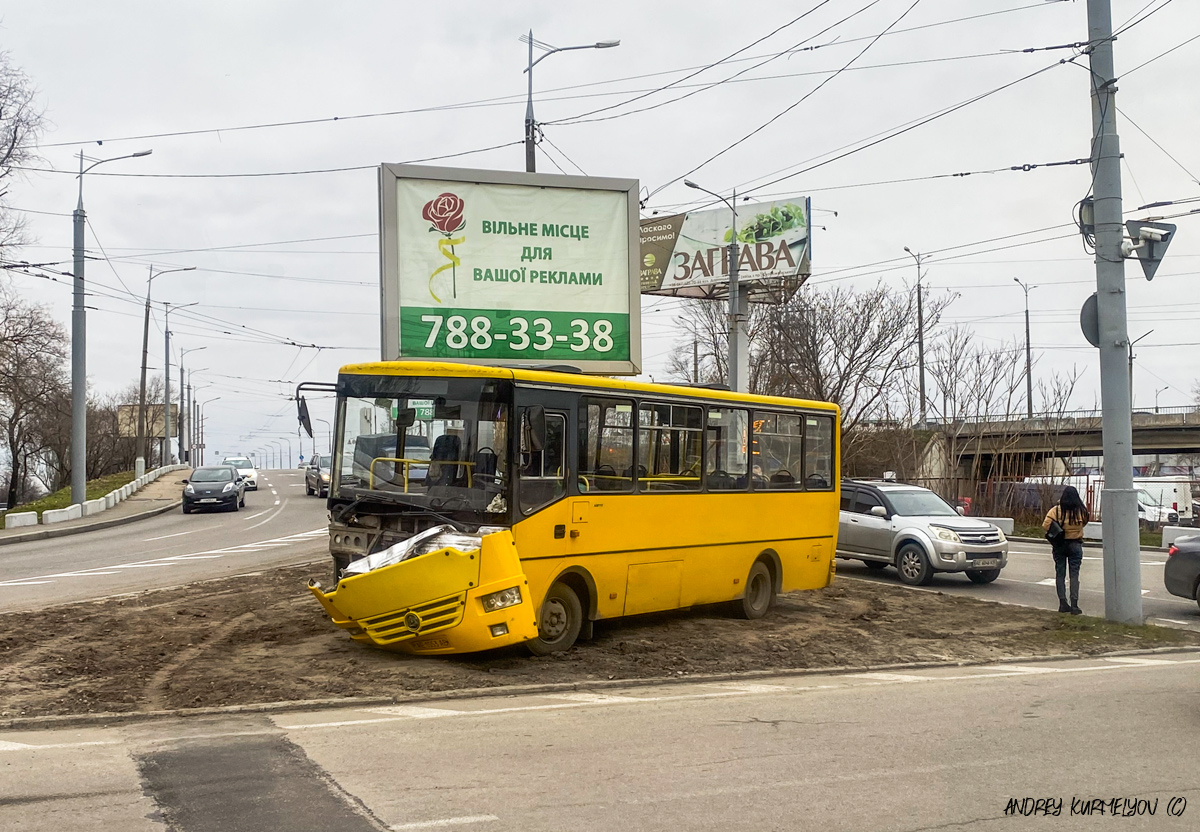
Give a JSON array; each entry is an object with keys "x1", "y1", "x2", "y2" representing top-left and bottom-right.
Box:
[
  {"x1": 0, "y1": 471, "x2": 136, "y2": 523},
  {"x1": 1042, "y1": 614, "x2": 1193, "y2": 647},
  {"x1": 1013, "y1": 523, "x2": 1161, "y2": 549}
]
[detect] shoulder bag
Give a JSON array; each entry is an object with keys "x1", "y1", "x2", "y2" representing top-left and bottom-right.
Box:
[{"x1": 1045, "y1": 518, "x2": 1066, "y2": 549}]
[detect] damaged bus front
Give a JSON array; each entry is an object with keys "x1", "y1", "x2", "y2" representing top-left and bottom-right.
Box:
[{"x1": 301, "y1": 365, "x2": 539, "y2": 654}]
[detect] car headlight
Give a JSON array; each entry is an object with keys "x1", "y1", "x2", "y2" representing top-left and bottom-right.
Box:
[
  {"x1": 321, "y1": 473, "x2": 329, "y2": 482},
  {"x1": 995, "y1": 528, "x2": 1007, "y2": 543},
  {"x1": 222, "y1": 482, "x2": 236, "y2": 493},
  {"x1": 481, "y1": 586, "x2": 522, "y2": 612},
  {"x1": 184, "y1": 484, "x2": 194, "y2": 495},
  {"x1": 931, "y1": 526, "x2": 961, "y2": 543}
]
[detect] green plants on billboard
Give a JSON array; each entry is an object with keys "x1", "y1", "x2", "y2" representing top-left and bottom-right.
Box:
[{"x1": 724, "y1": 202, "x2": 806, "y2": 244}]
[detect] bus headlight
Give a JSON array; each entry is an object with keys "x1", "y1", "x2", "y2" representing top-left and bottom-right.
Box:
[{"x1": 481, "y1": 587, "x2": 522, "y2": 612}]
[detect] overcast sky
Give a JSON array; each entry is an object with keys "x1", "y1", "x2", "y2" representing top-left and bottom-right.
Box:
[{"x1": 4, "y1": 0, "x2": 1198, "y2": 465}]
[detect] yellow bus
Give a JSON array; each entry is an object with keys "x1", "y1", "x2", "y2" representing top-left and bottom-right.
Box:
[{"x1": 302, "y1": 360, "x2": 839, "y2": 655}]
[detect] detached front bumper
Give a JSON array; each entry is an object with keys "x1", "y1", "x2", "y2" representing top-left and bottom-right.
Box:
[{"x1": 308, "y1": 530, "x2": 539, "y2": 654}]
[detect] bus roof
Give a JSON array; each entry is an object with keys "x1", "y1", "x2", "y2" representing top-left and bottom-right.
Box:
[{"x1": 338, "y1": 360, "x2": 839, "y2": 415}]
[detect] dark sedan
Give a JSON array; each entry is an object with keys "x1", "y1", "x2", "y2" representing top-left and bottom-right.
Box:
[
  {"x1": 1164, "y1": 536, "x2": 1200, "y2": 611},
  {"x1": 182, "y1": 465, "x2": 247, "y2": 513}
]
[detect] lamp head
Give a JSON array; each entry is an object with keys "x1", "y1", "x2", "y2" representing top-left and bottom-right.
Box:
[
  {"x1": 903, "y1": 246, "x2": 912, "y2": 254},
  {"x1": 595, "y1": 39, "x2": 620, "y2": 48},
  {"x1": 684, "y1": 180, "x2": 699, "y2": 190},
  {"x1": 132, "y1": 149, "x2": 153, "y2": 158}
]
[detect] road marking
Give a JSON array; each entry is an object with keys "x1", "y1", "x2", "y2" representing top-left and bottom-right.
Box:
[
  {"x1": 245, "y1": 510, "x2": 271, "y2": 519},
  {"x1": 0, "y1": 527, "x2": 326, "y2": 588},
  {"x1": 1037, "y1": 578, "x2": 1057, "y2": 586},
  {"x1": 1104, "y1": 657, "x2": 1178, "y2": 665},
  {"x1": 245, "y1": 500, "x2": 288, "y2": 531},
  {"x1": 273, "y1": 499, "x2": 281, "y2": 506},
  {"x1": 144, "y1": 531, "x2": 194, "y2": 542},
  {"x1": 850, "y1": 672, "x2": 929, "y2": 682},
  {"x1": 391, "y1": 815, "x2": 499, "y2": 830},
  {"x1": 1153, "y1": 618, "x2": 1192, "y2": 626}
]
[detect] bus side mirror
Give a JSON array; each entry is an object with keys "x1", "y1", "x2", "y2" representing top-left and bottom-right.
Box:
[
  {"x1": 297, "y1": 396, "x2": 314, "y2": 439},
  {"x1": 396, "y1": 408, "x2": 416, "y2": 429},
  {"x1": 526, "y1": 405, "x2": 546, "y2": 453}
]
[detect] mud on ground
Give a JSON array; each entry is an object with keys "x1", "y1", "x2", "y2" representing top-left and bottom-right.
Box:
[{"x1": 2, "y1": 562, "x2": 1196, "y2": 719}]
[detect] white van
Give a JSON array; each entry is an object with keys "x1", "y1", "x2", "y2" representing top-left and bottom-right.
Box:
[{"x1": 1134, "y1": 477, "x2": 1195, "y2": 526}]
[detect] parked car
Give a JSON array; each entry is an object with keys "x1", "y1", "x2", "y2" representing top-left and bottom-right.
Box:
[
  {"x1": 221, "y1": 456, "x2": 259, "y2": 491},
  {"x1": 305, "y1": 452, "x2": 334, "y2": 498},
  {"x1": 837, "y1": 479, "x2": 1009, "y2": 586},
  {"x1": 182, "y1": 465, "x2": 247, "y2": 513},
  {"x1": 1164, "y1": 536, "x2": 1200, "y2": 611}
]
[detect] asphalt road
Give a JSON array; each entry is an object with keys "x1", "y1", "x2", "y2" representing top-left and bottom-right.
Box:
[
  {"x1": 0, "y1": 468, "x2": 330, "y2": 614},
  {"x1": 3, "y1": 651, "x2": 1197, "y2": 831},
  {"x1": 837, "y1": 539, "x2": 1200, "y2": 632}
]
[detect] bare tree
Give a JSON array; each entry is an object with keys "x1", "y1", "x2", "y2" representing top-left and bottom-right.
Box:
[
  {"x1": 0, "y1": 290, "x2": 68, "y2": 507},
  {"x1": 0, "y1": 52, "x2": 44, "y2": 252}
]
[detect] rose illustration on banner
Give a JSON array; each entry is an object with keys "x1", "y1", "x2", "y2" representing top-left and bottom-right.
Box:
[{"x1": 422, "y1": 192, "x2": 466, "y2": 302}]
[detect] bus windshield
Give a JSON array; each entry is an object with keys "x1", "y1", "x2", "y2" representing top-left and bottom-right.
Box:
[{"x1": 332, "y1": 376, "x2": 510, "y2": 522}]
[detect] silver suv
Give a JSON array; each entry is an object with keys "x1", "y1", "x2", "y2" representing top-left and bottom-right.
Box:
[{"x1": 837, "y1": 479, "x2": 1008, "y2": 585}]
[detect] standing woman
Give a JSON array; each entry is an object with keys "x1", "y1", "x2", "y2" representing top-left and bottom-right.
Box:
[{"x1": 1043, "y1": 486, "x2": 1090, "y2": 614}]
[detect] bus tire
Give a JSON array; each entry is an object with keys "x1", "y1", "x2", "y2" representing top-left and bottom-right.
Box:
[
  {"x1": 528, "y1": 582, "x2": 583, "y2": 656},
  {"x1": 736, "y1": 561, "x2": 775, "y2": 620}
]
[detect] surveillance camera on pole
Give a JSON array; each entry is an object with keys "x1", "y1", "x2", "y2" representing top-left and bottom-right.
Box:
[{"x1": 1121, "y1": 220, "x2": 1176, "y2": 280}]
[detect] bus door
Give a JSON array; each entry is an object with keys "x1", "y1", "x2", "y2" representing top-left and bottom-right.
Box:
[{"x1": 514, "y1": 389, "x2": 575, "y2": 551}]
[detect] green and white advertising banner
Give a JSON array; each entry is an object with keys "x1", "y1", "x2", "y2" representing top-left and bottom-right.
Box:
[
  {"x1": 640, "y1": 197, "x2": 811, "y2": 302},
  {"x1": 380, "y1": 164, "x2": 641, "y2": 374}
]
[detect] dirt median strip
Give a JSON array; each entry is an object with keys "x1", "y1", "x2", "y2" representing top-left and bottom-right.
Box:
[{"x1": 2, "y1": 561, "x2": 1197, "y2": 724}]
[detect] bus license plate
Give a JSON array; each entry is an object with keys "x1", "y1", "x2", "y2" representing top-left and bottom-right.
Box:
[{"x1": 971, "y1": 558, "x2": 999, "y2": 568}]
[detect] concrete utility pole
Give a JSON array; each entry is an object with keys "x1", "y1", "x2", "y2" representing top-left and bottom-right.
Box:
[
  {"x1": 522, "y1": 31, "x2": 619, "y2": 174},
  {"x1": 71, "y1": 149, "x2": 152, "y2": 506},
  {"x1": 138, "y1": 265, "x2": 195, "y2": 475},
  {"x1": 1087, "y1": 0, "x2": 1141, "y2": 624},
  {"x1": 904, "y1": 247, "x2": 927, "y2": 425},
  {"x1": 1014, "y1": 278, "x2": 1037, "y2": 419},
  {"x1": 684, "y1": 180, "x2": 748, "y2": 392}
]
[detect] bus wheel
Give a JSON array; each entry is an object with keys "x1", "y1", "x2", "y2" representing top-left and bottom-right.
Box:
[
  {"x1": 528, "y1": 582, "x2": 582, "y2": 656},
  {"x1": 736, "y1": 561, "x2": 775, "y2": 620}
]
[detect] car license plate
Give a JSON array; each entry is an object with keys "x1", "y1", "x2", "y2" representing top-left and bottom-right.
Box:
[
  {"x1": 199, "y1": 498, "x2": 218, "y2": 503},
  {"x1": 971, "y1": 558, "x2": 999, "y2": 568}
]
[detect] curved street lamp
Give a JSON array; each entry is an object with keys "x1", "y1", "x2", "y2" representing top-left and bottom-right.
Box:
[
  {"x1": 137, "y1": 264, "x2": 195, "y2": 474},
  {"x1": 683, "y1": 179, "x2": 747, "y2": 393},
  {"x1": 522, "y1": 31, "x2": 619, "y2": 173},
  {"x1": 71, "y1": 148, "x2": 152, "y2": 503}
]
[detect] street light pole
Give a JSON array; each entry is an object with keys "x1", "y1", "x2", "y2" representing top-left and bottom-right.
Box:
[
  {"x1": 137, "y1": 265, "x2": 195, "y2": 475},
  {"x1": 522, "y1": 31, "x2": 619, "y2": 173},
  {"x1": 314, "y1": 418, "x2": 332, "y2": 454},
  {"x1": 198, "y1": 398, "x2": 220, "y2": 466},
  {"x1": 71, "y1": 148, "x2": 152, "y2": 504},
  {"x1": 1013, "y1": 278, "x2": 1037, "y2": 419},
  {"x1": 1127, "y1": 329, "x2": 1152, "y2": 411},
  {"x1": 904, "y1": 247, "x2": 927, "y2": 425},
  {"x1": 161, "y1": 301, "x2": 197, "y2": 464},
  {"x1": 178, "y1": 350, "x2": 205, "y2": 465},
  {"x1": 684, "y1": 180, "x2": 748, "y2": 392}
]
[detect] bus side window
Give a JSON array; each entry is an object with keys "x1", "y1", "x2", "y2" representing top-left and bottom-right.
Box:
[
  {"x1": 706, "y1": 407, "x2": 749, "y2": 491},
  {"x1": 753, "y1": 411, "x2": 802, "y2": 490},
  {"x1": 638, "y1": 402, "x2": 702, "y2": 492},
  {"x1": 804, "y1": 415, "x2": 834, "y2": 490},
  {"x1": 519, "y1": 412, "x2": 566, "y2": 514},
  {"x1": 579, "y1": 398, "x2": 635, "y2": 493}
]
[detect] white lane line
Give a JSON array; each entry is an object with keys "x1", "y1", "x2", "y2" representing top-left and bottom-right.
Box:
[
  {"x1": 391, "y1": 816, "x2": 499, "y2": 830},
  {"x1": 1036, "y1": 578, "x2": 1057, "y2": 586},
  {"x1": 144, "y1": 530, "x2": 194, "y2": 542},
  {"x1": 0, "y1": 527, "x2": 326, "y2": 587},
  {"x1": 1104, "y1": 657, "x2": 1178, "y2": 665},
  {"x1": 1153, "y1": 618, "x2": 1193, "y2": 626},
  {"x1": 244, "y1": 510, "x2": 271, "y2": 519},
  {"x1": 273, "y1": 499, "x2": 281, "y2": 506},
  {"x1": 245, "y1": 500, "x2": 288, "y2": 531}
]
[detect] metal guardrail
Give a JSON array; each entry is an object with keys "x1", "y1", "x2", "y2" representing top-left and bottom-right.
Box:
[{"x1": 920, "y1": 405, "x2": 1200, "y2": 428}]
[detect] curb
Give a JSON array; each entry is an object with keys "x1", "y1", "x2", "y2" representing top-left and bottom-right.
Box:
[
  {"x1": 0, "y1": 499, "x2": 182, "y2": 547},
  {"x1": 1008, "y1": 535, "x2": 1170, "y2": 554},
  {"x1": 4, "y1": 645, "x2": 1197, "y2": 732}
]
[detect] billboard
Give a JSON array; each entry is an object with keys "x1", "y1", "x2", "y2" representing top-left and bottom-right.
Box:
[
  {"x1": 116, "y1": 404, "x2": 178, "y2": 439},
  {"x1": 640, "y1": 197, "x2": 811, "y2": 301},
  {"x1": 380, "y1": 164, "x2": 641, "y2": 374}
]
